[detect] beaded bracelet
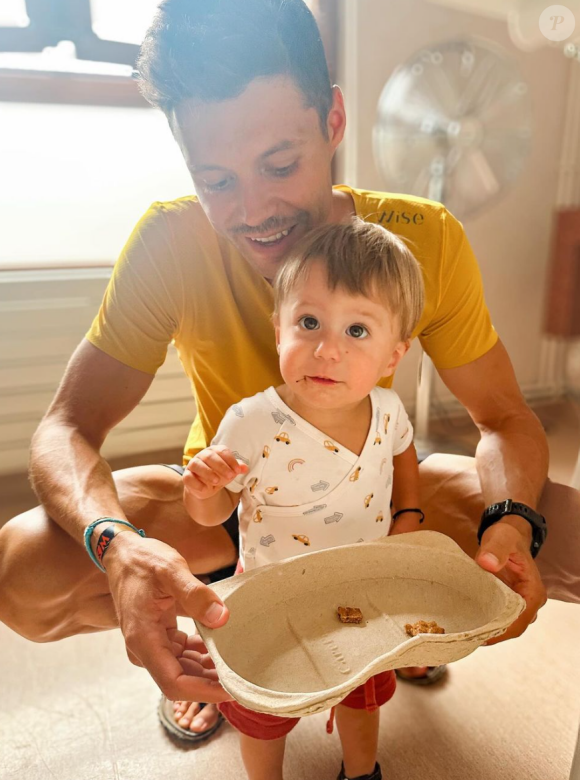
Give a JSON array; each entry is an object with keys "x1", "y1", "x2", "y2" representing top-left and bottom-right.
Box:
[
  {"x1": 83, "y1": 517, "x2": 146, "y2": 573},
  {"x1": 392, "y1": 508, "x2": 425, "y2": 524}
]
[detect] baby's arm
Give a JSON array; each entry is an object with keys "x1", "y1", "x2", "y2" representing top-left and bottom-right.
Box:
[
  {"x1": 183, "y1": 444, "x2": 248, "y2": 526},
  {"x1": 390, "y1": 441, "x2": 423, "y2": 535}
]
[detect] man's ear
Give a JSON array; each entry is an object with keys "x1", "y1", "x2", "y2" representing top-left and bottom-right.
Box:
[
  {"x1": 383, "y1": 340, "x2": 410, "y2": 376},
  {"x1": 327, "y1": 86, "x2": 346, "y2": 152}
]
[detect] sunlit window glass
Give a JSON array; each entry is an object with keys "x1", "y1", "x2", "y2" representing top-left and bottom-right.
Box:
[
  {"x1": 0, "y1": 102, "x2": 193, "y2": 266},
  {"x1": 0, "y1": 0, "x2": 29, "y2": 27},
  {"x1": 90, "y1": 0, "x2": 163, "y2": 45}
]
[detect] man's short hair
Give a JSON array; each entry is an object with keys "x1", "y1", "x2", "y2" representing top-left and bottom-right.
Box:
[
  {"x1": 136, "y1": 0, "x2": 333, "y2": 134},
  {"x1": 273, "y1": 219, "x2": 425, "y2": 341}
]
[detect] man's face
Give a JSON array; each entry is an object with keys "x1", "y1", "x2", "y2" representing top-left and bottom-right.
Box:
[{"x1": 171, "y1": 76, "x2": 345, "y2": 281}]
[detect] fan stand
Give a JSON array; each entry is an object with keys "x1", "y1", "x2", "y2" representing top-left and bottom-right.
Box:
[
  {"x1": 414, "y1": 347, "x2": 475, "y2": 461},
  {"x1": 414, "y1": 166, "x2": 475, "y2": 460}
]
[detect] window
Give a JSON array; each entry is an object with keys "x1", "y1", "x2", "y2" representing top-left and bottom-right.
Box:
[
  {"x1": 0, "y1": 1, "x2": 339, "y2": 268},
  {"x1": 0, "y1": 101, "x2": 193, "y2": 268},
  {"x1": 90, "y1": 0, "x2": 163, "y2": 46},
  {"x1": 0, "y1": 1, "x2": 334, "y2": 84},
  {"x1": 0, "y1": 1, "x2": 29, "y2": 28}
]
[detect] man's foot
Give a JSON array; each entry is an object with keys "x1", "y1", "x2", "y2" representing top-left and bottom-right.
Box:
[
  {"x1": 173, "y1": 700, "x2": 221, "y2": 733},
  {"x1": 158, "y1": 696, "x2": 225, "y2": 743},
  {"x1": 395, "y1": 665, "x2": 447, "y2": 684}
]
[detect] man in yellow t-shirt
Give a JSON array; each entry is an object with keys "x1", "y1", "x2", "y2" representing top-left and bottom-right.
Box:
[
  {"x1": 86, "y1": 186, "x2": 498, "y2": 466},
  {"x1": 1, "y1": 0, "x2": 577, "y2": 755}
]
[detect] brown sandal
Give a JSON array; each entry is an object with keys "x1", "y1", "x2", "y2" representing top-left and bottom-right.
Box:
[{"x1": 158, "y1": 695, "x2": 225, "y2": 744}]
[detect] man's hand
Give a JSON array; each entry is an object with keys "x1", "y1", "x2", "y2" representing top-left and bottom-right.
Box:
[
  {"x1": 165, "y1": 631, "x2": 234, "y2": 700},
  {"x1": 475, "y1": 518, "x2": 547, "y2": 645},
  {"x1": 184, "y1": 445, "x2": 248, "y2": 500},
  {"x1": 103, "y1": 531, "x2": 234, "y2": 702}
]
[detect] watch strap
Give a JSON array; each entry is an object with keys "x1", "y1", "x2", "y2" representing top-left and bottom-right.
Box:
[{"x1": 478, "y1": 499, "x2": 547, "y2": 558}]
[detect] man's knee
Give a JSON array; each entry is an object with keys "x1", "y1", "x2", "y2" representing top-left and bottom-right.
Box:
[
  {"x1": 0, "y1": 464, "x2": 234, "y2": 641},
  {"x1": 536, "y1": 479, "x2": 580, "y2": 604},
  {"x1": 113, "y1": 463, "x2": 184, "y2": 504},
  {"x1": 0, "y1": 506, "x2": 104, "y2": 642},
  {"x1": 420, "y1": 459, "x2": 580, "y2": 603},
  {"x1": 418, "y1": 454, "x2": 483, "y2": 558},
  {"x1": 111, "y1": 464, "x2": 190, "y2": 533},
  {"x1": 111, "y1": 464, "x2": 238, "y2": 571}
]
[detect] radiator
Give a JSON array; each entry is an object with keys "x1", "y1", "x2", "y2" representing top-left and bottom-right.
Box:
[{"x1": 0, "y1": 267, "x2": 195, "y2": 476}]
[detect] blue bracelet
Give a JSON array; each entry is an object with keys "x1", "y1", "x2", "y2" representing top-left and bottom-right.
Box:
[{"x1": 83, "y1": 517, "x2": 146, "y2": 573}]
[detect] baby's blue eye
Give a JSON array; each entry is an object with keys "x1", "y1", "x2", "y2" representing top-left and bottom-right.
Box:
[
  {"x1": 299, "y1": 316, "x2": 319, "y2": 330},
  {"x1": 347, "y1": 324, "x2": 368, "y2": 339}
]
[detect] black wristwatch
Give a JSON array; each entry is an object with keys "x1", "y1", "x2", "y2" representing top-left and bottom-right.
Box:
[{"x1": 477, "y1": 499, "x2": 547, "y2": 559}]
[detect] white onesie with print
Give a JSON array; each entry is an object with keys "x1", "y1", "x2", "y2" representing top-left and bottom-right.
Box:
[{"x1": 211, "y1": 386, "x2": 414, "y2": 571}]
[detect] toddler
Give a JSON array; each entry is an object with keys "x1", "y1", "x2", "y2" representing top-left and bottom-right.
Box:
[{"x1": 183, "y1": 218, "x2": 425, "y2": 780}]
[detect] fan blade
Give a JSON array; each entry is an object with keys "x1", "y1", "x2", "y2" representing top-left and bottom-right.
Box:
[{"x1": 454, "y1": 147, "x2": 502, "y2": 208}]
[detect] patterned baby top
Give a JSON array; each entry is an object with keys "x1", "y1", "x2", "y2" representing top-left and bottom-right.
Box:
[{"x1": 211, "y1": 386, "x2": 413, "y2": 570}]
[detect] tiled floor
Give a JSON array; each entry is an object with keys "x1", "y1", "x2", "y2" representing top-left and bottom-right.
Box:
[
  {"x1": 1, "y1": 598, "x2": 579, "y2": 780},
  {"x1": 1, "y1": 399, "x2": 579, "y2": 779}
]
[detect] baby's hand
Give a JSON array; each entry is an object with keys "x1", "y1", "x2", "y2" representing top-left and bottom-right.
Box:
[{"x1": 184, "y1": 445, "x2": 248, "y2": 500}]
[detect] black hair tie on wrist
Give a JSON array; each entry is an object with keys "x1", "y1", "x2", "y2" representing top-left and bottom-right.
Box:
[{"x1": 392, "y1": 508, "x2": 425, "y2": 524}]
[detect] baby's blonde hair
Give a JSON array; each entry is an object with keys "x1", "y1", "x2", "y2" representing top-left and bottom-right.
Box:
[{"x1": 273, "y1": 218, "x2": 424, "y2": 340}]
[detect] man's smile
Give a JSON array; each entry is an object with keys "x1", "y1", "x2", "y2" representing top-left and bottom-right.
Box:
[
  {"x1": 242, "y1": 224, "x2": 298, "y2": 254},
  {"x1": 248, "y1": 227, "x2": 293, "y2": 244}
]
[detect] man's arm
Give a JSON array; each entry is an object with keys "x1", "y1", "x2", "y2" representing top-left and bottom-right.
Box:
[
  {"x1": 438, "y1": 338, "x2": 548, "y2": 639},
  {"x1": 29, "y1": 338, "x2": 232, "y2": 702},
  {"x1": 438, "y1": 339, "x2": 548, "y2": 525},
  {"x1": 30, "y1": 338, "x2": 153, "y2": 544}
]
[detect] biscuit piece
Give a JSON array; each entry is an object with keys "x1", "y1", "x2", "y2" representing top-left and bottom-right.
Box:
[
  {"x1": 405, "y1": 620, "x2": 446, "y2": 637},
  {"x1": 338, "y1": 606, "x2": 364, "y2": 624}
]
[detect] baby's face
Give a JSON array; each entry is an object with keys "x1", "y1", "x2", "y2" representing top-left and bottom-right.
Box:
[{"x1": 275, "y1": 261, "x2": 408, "y2": 411}]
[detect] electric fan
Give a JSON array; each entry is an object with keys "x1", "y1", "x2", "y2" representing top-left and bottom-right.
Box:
[{"x1": 373, "y1": 38, "x2": 533, "y2": 452}]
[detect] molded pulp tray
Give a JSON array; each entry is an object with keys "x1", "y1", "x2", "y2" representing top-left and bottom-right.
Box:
[{"x1": 195, "y1": 531, "x2": 525, "y2": 717}]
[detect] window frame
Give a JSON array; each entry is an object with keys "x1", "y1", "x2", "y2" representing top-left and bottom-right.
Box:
[
  {"x1": 0, "y1": 0, "x2": 338, "y2": 107},
  {"x1": 0, "y1": 0, "x2": 143, "y2": 106}
]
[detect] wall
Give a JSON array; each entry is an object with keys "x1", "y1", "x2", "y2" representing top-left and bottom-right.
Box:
[
  {"x1": 0, "y1": 2, "x2": 573, "y2": 474},
  {"x1": 337, "y1": 0, "x2": 571, "y2": 410}
]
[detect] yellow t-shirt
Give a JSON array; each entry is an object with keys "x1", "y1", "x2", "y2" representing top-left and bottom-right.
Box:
[{"x1": 86, "y1": 185, "x2": 497, "y2": 464}]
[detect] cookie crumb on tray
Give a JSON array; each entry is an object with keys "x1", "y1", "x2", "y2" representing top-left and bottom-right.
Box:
[
  {"x1": 405, "y1": 620, "x2": 445, "y2": 637},
  {"x1": 338, "y1": 606, "x2": 364, "y2": 624}
]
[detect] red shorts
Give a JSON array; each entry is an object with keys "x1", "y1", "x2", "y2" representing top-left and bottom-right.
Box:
[
  {"x1": 217, "y1": 559, "x2": 397, "y2": 740},
  {"x1": 218, "y1": 669, "x2": 396, "y2": 740}
]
